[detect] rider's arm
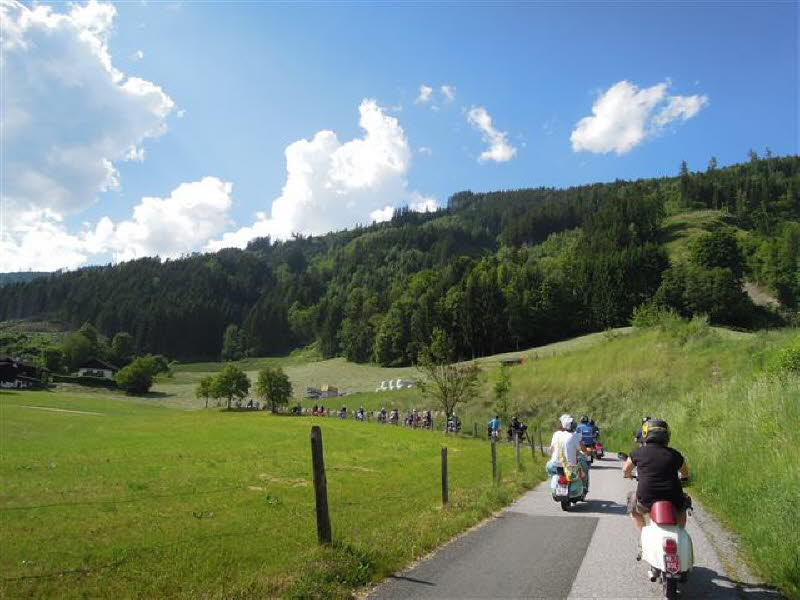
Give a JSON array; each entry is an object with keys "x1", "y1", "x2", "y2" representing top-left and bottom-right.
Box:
[
  {"x1": 622, "y1": 457, "x2": 636, "y2": 478},
  {"x1": 678, "y1": 461, "x2": 689, "y2": 479},
  {"x1": 579, "y1": 442, "x2": 591, "y2": 456}
]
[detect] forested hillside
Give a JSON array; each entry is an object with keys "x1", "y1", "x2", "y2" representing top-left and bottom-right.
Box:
[{"x1": 2, "y1": 154, "x2": 798, "y2": 362}]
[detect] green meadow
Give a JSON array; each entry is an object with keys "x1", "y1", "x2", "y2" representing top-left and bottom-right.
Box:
[{"x1": 0, "y1": 391, "x2": 541, "y2": 598}]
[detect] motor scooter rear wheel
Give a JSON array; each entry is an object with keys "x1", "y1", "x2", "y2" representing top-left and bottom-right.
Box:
[
  {"x1": 663, "y1": 578, "x2": 678, "y2": 599},
  {"x1": 560, "y1": 500, "x2": 569, "y2": 511}
]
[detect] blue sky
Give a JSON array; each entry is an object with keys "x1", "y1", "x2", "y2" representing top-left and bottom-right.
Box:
[{"x1": 2, "y1": 0, "x2": 798, "y2": 270}]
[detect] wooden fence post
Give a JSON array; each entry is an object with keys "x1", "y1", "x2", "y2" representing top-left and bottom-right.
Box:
[
  {"x1": 310, "y1": 426, "x2": 332, "y2": 544},
  {"x1": 491, "y1": 439, "x2": 497, "y2": 483},
  {"x1": 473, "y1": 422, "x2": 478, "y2": 437},
  {"x1": 441, "y1": 447, "x2": 448, "y2": 505},
  {"x1": 538, "y1": 426, "x2": 546, "y2": 457},
  {"x1": 515, "y1": 435, "x2": 521, "y2": 470}
]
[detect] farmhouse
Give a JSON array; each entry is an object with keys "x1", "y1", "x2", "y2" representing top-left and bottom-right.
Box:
[
  {"x1": 0, "y1": 355, "x2": 42, "y2": 388},
  {"x1": 77, "y1": 358, "x2": 119, "y2": 379}
]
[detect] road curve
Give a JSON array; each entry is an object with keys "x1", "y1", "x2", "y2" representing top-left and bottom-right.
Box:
[{"x1": 369, "y1": 456, "x2": 777, "y2": 599}]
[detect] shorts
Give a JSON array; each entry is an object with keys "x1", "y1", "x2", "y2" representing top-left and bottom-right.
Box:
[
  {"x1": 626, "y1": 491, "x2": 647, "y2": 515},
  {"x1": 626, "y1": 492, "x2": 687, "y2": 515}
]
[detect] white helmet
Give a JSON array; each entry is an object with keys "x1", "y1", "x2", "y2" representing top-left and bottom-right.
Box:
[{"x1": 559, "y1": 414, "x2": 575, "y2": 431}]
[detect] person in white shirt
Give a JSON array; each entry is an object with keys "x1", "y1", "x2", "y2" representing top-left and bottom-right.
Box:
[{"x1": 547, "y1": 414, "x2": 591, "y2": 491}]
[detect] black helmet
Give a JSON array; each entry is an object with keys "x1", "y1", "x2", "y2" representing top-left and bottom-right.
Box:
[
  {"x1": 580, "y1": 415, "x2": 589, "y2": 424},
  {"x1": 642, "y1": 419, "x2": 670, "y2": 444},
  {"x1": 642, "y1": 415, "x2": 651, "y2": 424},
  {"x1": 589, "y1": 419, "x2": 595, "y2": 426}
]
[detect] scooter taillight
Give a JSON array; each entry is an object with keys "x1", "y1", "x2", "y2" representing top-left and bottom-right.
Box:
[
  {"x1": 663, "y1": 538, "x2": 678, "y2": 555},
  {"x1": 558, "y1": 475, "x2": 568, "y2": 485}
]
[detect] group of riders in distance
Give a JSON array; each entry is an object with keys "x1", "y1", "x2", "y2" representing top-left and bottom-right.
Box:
[
  {"x1": 547, "y1": 413, "x2": 694, "y2": 598},
  {"x1": 309, "y1": 405, "x2": 439, "y2": 429}
]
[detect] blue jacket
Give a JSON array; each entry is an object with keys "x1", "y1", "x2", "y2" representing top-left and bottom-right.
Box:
[{"x1": 576, "y1": 423, "x2": 595, "y2": 444}]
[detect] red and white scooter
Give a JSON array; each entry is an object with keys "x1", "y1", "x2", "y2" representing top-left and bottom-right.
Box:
[{"x1": 639, "y1": 500, "x2": 694, "y2": 599}]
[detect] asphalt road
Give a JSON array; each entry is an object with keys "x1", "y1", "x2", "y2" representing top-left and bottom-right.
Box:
[{"x1": 369, "y1": 456, "x2": 774, "y2": 599}]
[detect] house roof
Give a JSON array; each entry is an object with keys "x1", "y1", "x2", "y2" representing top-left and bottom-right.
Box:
[{"x1": 78, "y1": 358, "x2": 120, "y2": 371}]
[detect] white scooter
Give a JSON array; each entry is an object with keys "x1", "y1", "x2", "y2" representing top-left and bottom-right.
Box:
[{"x1": 638, "y1": 499, "x2": 694, "y2": 599}]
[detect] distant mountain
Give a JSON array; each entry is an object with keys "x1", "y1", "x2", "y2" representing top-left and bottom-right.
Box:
[
  {"x1": 0, "y1": 155, "x2": 797, "y2": 362},
  {"x1": 0, "y1": 272, "x2": 50, "y2": 287}
]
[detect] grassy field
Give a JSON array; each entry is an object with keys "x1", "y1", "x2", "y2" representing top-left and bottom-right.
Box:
[
  {"x1": 149, "y1": 328, "x2": 636, "y2": 412},
  {"x1": 0, "y1": 390, "x2": 542, "y2": 599}
]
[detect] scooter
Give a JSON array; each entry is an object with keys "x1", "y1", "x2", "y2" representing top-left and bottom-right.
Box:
[
  {"x1": 639, "y1": 500, "x2": 694, "y2": 599},
  {"x1": 549, "y1": 465, "x2": 587, "y2": 511},
  {"x1": 594, "y1": 441, "x2": 605, "y2": 459}
]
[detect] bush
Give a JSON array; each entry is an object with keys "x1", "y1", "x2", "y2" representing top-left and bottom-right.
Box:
[
  {"x1": 115, "y1": 358, "x2": 155, "y2": 395},
  {"x1": 631, "y1": 302, "x2": 679, "y2": 328},
  {"x1": 768, "y1": 337, "x2": 800, "y2": 375},
  {"x1": 52, "y1": 375, "x2": 117, "y2": 389}
]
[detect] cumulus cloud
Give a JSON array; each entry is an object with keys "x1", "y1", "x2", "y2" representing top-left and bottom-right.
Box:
[
  {"x1": 440, "y1": 85, "x2": 455, "y2": 102},
  {"x1": 207, "y1": 99, "x2": 435, "y2": 250},
  {"x1": 570, "y1": 80, "x2": 708, "y2": 154},
  {"x1": 415, "y1": 84, "x2": 433, "y2": 104},
  {"x1": 466, "y1": 107, "x2": 517, "y2": 163},
  {"x1": 134, "y1": 49, "x2": 144, "y2": 60},
  {"x1": 90, "y1": 177, "x2": 233, "y2": 261},
  {"x1": 0, "y1": 0, "x2": 175, "y2": 218},
  {"x1": 0, "y1": 177, "x2": 234, "y2": 271}
]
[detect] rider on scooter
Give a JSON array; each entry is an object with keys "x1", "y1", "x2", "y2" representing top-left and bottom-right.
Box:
[
  {"x1": 576, "y1": 415, "x2": 595, "y2": 447},
  {"x1": 547, "y1": 414, "x2": 591, "y2": 492},
  {"x1": 623, "y1": 419, "x2": 689, "y2": 539}
]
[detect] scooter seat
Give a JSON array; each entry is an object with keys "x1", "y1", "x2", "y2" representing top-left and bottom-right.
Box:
[{"x1": 650, "y1": 500, "x2": 678, "y2": 525}]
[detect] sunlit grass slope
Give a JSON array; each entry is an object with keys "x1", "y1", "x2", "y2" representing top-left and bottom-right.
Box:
[{"x1": 0, "y1": 391, "x2": 542, "y2": 599}]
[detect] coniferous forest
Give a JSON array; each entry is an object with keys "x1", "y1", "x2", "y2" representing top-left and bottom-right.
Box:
[{"x1": 2, "y1": 154, "x2": 798, "y2": 363}]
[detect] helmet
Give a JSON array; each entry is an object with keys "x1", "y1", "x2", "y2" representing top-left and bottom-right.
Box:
[
  {"x1": 559, "y1": 414, "x2": 575, "y2": 431},
  {"x1": 589, "y1": 419, "x2": 595, "y2": 426},
  {"x1": 642, "y1": 419, "x2": 670, "y2": 444},
  {"x1": 580, "y1": 415, "x2": 589, "y2": 424},
  {"x1": 642, "y1": 415, "x2": 651, "y2": 424}
]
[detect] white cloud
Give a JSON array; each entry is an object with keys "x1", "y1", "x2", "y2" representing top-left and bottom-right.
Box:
[
  {"x1": 466, "y1": 106, "x2": 517, "y2": 163},
  {"x1": 207, "y1": 99, "x2": 434, "y2": 251},
  {"x1": 440, "y1": 85, "x2": 455, "y2": 102},
  {"x1": 134, "y1": 49, "x2": 144, "y2": 60},
  {"x1": 418, "y1": 146, "x2": 432, "y2": 156},
  {"x1": 0, "y1": 0, "x2": 175, "y2": 219},
  {"x1": 90, "y1": 177, "x2": 234, "y2": 261},
  {"x1": 652, "y1": 94, "x2": 709, "y2": 128},
  {"x1": 0, "y1": 177, "x2": 234, "y2": 271},
  {"x1": 409, "y1": 193, "x2": 438, "y2": 213},
  {"x1": 415, "y1": 84, "x2": 433, "y2": 104},
  {"x1": 370, "y1": 206, "x2": 394, "y2": 223},
  {"x1": 570, "y1": 80, "x2": 708, "y2": 154},
  {"x1": 0, "y1": 210, "x2": 92, "y2": 271}
]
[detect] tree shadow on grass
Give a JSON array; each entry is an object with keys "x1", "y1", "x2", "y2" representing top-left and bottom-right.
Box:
[{"x1": 139, "y1": 391, "x2": 175, "y2": 399}]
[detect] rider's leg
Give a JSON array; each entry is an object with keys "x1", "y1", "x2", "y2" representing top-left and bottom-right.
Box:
[
  {"x1": 578, "y1": 455, "x2": 590, "y2": 491},
  {"x1": 627, "y1": 493, "x2": 646, "y2": 533}
]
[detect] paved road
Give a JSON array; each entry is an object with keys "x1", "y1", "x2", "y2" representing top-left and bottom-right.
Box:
[{"x1": 370, "y1": 457, "x2": 769, "y2": 599}]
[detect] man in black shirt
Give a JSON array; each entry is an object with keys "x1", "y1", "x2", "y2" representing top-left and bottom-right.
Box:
[{"x1": 623, "y1": 419, "x2": 689, "y2": 534}]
